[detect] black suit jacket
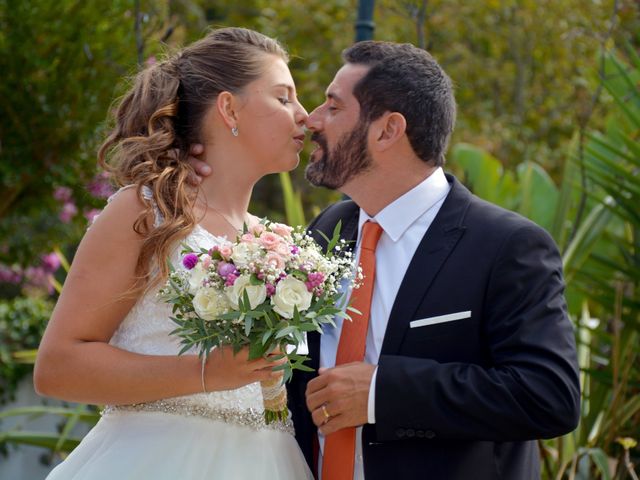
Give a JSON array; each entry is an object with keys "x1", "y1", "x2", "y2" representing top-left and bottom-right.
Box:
[{"x1": 288, "y1": 174, "x2": 580, "y2": 480}]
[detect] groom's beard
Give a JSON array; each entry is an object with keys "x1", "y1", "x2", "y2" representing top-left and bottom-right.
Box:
[{"x1": 304, "y1": 120, "x2": 373, "y2": 190}]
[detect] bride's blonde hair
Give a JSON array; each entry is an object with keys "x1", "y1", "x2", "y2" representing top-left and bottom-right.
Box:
[{"x1": 98, "y1": 28, "x2": 288, "y2": 291}]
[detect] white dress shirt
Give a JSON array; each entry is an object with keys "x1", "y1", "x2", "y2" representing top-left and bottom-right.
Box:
[{"x1": 318, "y1": 167, "x2": 451, "y2": 479}]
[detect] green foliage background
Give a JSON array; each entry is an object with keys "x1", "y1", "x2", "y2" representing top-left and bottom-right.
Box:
[{"x1": 0, "y1": 1, "x2": 638, "y2": 478}]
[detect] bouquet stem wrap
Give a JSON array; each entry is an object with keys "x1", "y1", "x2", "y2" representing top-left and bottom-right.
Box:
[{"x1": 260, "y1": 376, "x2": 288, "y2": 424}]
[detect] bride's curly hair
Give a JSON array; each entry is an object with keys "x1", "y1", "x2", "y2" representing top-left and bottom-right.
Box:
[{"x1": 98, "y1": 28, "x2": 288, "y2": 292}]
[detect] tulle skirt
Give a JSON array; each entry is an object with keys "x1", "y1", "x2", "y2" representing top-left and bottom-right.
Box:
[{"x1": 46, "y1": 410, "x2": 313, "y2": 479}]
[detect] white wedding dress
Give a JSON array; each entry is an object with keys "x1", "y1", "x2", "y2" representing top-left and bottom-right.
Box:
[{"x1": 46, "y1": 187, "x2": 313, "y2": 480}]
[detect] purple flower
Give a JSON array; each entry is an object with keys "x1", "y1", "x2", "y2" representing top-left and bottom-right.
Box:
[
  {"x1": 217, "y1": 261, "x2": 236, "y2": 278},
  {"x1": 59, "y1": 202, "x2": 78, "y2": 223},
  {"x1": 84, "y1": 208, "x2": 102, "y2": 223},
  {"x1": 266, "y1": 283, "x2": 276, "y2": 297},
  {"x1": 53, "y1": 186, "x2": 72, "y2": 203},
  {"x1": 225, "y1": 273, "x2": 238, "y2": 287},
  {"x1": 0, "y1": 265, "x2": 23, "y2": 284},
  {"x1": 290, "y1": 245, "x2": 299, "y2": 255},
  {"x1": 182, "y1": 253, "x2": 199, "y2": 270},
  {"x1": 41, "y1": 253, "x2": 61, "y2": 273},
  {"x1": 87, "y1": 172, "x2": 115, "y2": 199},
  {"x1": 25, "y1": 266, "x2": 55, "y2": 293},
  {"x1": 307, "y1": 272, "x2": 325, "y2": 288}
]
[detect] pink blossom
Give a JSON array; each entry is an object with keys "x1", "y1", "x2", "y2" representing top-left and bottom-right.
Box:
[
  {"x1": 0, "y1": 265, "x2": 22, "y2": 284},
  {"x1": 225, "y1": 273, "x2": 238, "y2": 287},
  {"x1": 145, "y1": 55, "x2": 157, "y2": 67},
  {"x1": 265, "y1": 252, "x2": 286, "y2": 270},
  {"x1": 259, "y1": 232, "x2": 281, "y2": 251},
  {"x1": 271, "y1": 223, "x2": 293, "y2": 238},
  {"x1": 218, "y1": 245, "x2": 233, "y2": 260},
  {"x1": 250, "y1": 223, "x2": 266, "y2": 236},
  {"x1": 275, "y1": 242, "x2": 291, "y2": 257},
  {"x1": 266, "y1": 283, "x2": 276, "y2": 297},
  {"x1": 241, "y1": 233, "x2": 257, "y2": 244},
  {"x1": 84, "y1": 209, "x2": 102, "y2": 223},
  {"x1": 41, "y1": 253, "x2": 61, "y2": 273},
  {"x1": 87, "y1": 172, "x2": 115, "y2": 199},
  {"x1": 53, "y1": 186, "x2": 72, "y2": 203},
  {"x1": 201, "y1": 255, "x2": 212, "y2": 269},
  {"x1": 24, "y1": 266, "x2": 54, "y2": 294},
  {"x1": 307, "y1": 272, "x2": 325, "y2": 287},
  {"x1": 59, "y1": 202, "x2": 78, "y2": 223}
]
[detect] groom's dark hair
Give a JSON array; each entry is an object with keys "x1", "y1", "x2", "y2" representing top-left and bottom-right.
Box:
[{"x1": 342, "y1": 41, "x2": 456, "y2": 167}]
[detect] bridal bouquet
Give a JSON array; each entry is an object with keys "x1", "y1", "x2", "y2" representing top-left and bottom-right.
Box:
[{"x1": 160, "y1": 220, "x2": 360, "y2": 423}]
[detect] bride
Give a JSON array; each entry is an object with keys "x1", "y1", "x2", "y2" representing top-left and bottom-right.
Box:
[{"x1": 34, "y1": 27, "x2": 312, "y2": 479}]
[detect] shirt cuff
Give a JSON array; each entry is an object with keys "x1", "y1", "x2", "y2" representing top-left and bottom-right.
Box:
[{"x1": 367, "y1": 366, "x2": 378, "y2": 424}]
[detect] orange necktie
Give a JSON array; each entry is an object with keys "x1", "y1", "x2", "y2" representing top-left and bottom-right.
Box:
[{"x1": 322, "y1": 220, "x2": 384, "y2": 480}]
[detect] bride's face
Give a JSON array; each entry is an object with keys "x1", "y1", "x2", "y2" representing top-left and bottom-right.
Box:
[{"x1": 235, "y1": 56, "x2": 308, "y2": 175}]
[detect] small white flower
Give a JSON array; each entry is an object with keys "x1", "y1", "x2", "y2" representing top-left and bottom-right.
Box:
[
  {"x1": 231, "y1": 242, "x2": 261, "y2": 269},
  {"x1": 188, "y1": 263, "x2": 208, "y2": 294}
]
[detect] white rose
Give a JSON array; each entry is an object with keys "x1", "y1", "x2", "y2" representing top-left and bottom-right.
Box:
[
  {"x1": 188, "y1": 263, "x2": 208, "y2": 294},
  {"x1": 225, "y1": 274, "x2": 267, "y2": 310},
  {"x1": 271, "y1": 277, "x2": 313, "y2": 319},
  {"x1": 193, "y1": 287, "x2": 230, "y2": 320},
  {"x1": 231, "y1": 242, "x2": 261, "y2": 269}
]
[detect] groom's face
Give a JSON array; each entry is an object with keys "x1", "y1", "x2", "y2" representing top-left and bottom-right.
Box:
[{"x1": 305, "y1": 64, "x2": 373, "y2": 190}]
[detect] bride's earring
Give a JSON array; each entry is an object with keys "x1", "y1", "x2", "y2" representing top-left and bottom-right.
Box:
[{"x1": 231, "y1": 126, "x2": 239, "y2": 137}]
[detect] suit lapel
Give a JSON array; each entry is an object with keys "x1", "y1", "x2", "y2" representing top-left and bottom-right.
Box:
[{"x1": 380, "y1": 175, "x2": 472, "y2": 355}]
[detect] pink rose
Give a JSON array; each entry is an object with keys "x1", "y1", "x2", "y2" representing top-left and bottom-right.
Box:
[
  {"x1": 265, "y1": 252, "x2": 286, "y2": 271},
  {"x1": 241, "y1": 233, "x2": 257, "y2": 244},
  {"x1": 271, "y1": 223, "x2": 293, "y2": 238},
  {"x1": 218, "y1": 244, "x2": 233, "y2": 260},
  {"x1": 251, "y1": 223, "x2": 266, "y2": 236},
  {"x1": 259, "y1": 232, "x2": 281, "y2": 251},
  {"x1": 275, "y1": 242, "x2": 291, "y2": 257}
]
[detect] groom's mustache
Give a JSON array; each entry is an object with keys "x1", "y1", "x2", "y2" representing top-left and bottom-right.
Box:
[{"x1": 310, "y1": 132, "x2": 328, "y2": 153}]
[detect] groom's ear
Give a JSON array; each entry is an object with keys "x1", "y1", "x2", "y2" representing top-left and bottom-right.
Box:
[
  {"x1": 370, "y1": 112, "x2": 407, "y2": 152},
  {"x1": 216, "y1": 91, "x2": 239, "y2": 129}
]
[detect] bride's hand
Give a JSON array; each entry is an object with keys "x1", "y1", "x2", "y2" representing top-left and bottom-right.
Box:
[
  {"x1": 203, "y1": 346, "x2": 286, "y2": 392},
  {"x1": 185, "y1": 144, "x2": 210, "y2": 185}
]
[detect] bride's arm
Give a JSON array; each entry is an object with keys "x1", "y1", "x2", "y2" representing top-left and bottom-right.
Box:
[{"x1": 34, "y1": 188, "x2": 278, "y2": 405}]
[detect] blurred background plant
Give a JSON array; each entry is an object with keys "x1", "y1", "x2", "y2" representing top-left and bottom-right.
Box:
[{"x1": 1, "y1": 0, "x2": 638, "y2": 477}]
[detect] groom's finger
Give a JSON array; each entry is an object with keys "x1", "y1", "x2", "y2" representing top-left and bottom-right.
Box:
[
  {"x1": 185, "y1": 143, "x2": 210, "y2": 186},
  {"x1": 305, "y1": 374, "x2": 331, "y2": 411}
]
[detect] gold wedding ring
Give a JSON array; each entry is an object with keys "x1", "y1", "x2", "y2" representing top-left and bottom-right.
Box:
[{"x1": 321, "y1": 404, "x2": 331, "y2": 422}]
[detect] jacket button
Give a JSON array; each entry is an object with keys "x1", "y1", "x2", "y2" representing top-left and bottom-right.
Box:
[
  {"x1": 425, "y1": 430, "x2": 436, "y2": 439},
  {"x1": 406, "y1": 429, "x2": 415, "y2": 438},
  {"x1": 395, "y1": 428, "x2": 406, "y2": 438},
  {"x1": 416, "y1": 430, "x2": 425, "y2": 438}
]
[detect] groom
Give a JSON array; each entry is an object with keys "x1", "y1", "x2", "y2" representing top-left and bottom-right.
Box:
[{"x1": 193, "y1": 41, "x2": 580, "y2": 479}]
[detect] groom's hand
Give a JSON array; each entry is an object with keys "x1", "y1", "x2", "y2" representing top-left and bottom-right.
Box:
[
  {"x1": 185, "y1": 144, "x2": 211, "y2": 185},
  {"x1": 305, "y1": 362, "x2": 375, "y2": 436}
]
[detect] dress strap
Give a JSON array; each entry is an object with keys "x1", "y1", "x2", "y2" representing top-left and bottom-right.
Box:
[{"x1": 140, "y1": 185, "x2": 164, "y2": 227}]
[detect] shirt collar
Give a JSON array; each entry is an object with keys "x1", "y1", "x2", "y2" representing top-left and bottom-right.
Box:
[{"x1": 357, "y1": 167, "x2": 450, "y2": 243}]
